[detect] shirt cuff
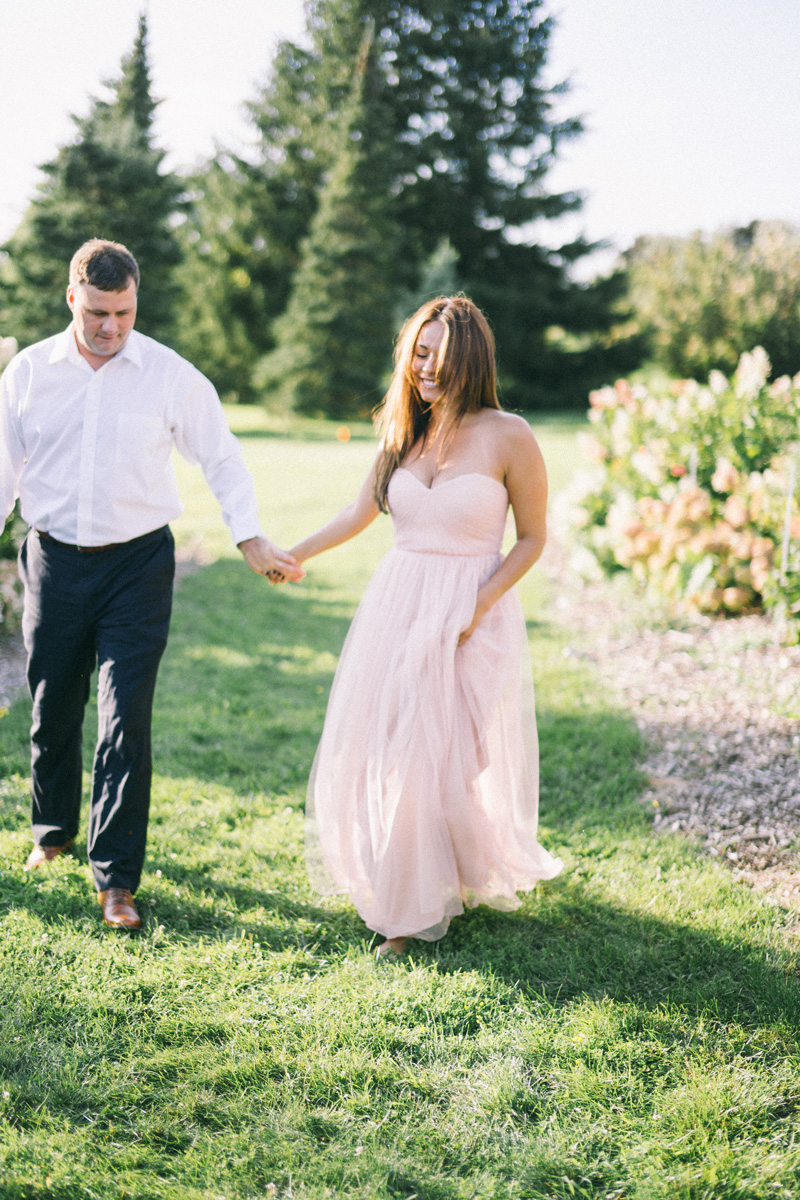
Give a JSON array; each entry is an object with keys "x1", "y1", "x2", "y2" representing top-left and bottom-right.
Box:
[{"x1": 231, "y1": 521, "x2": 266, "y2": 547}]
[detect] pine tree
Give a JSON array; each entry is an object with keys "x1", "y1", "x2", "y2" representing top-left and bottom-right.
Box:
[
  {"x1": 111, "y1": 15, "x2": 157, "y2": 140},
  {"x1": 171, "y1": 31, "x2": 331, "y2": 399},
  {"x1": 393, "y1": 238, "x2": 460, "y2": 330},
  {"x1": 172, "y1": 156, "x2": 298, "y2": 401},
  {"x1": 0, "y1": 15, "x2": 182, "y2": 347},
  {"x1": 222, "y1": 0, "x2": 635, "y2": 408},
  {"x1": 254, "y1": 23, "x2": 400, "y2": 416}
]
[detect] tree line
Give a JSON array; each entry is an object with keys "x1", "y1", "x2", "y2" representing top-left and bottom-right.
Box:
[{"x1": 1, "y1": 4, "x2": 798, "y2": 414}]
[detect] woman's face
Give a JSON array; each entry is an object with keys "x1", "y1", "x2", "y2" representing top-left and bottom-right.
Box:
[{"x1": 412, "y1": 320, "x2": 445, "y2": 405}]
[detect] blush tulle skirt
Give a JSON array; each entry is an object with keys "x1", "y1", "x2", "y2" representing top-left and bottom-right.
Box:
[
  {"x1": 305, "y1": 543, "x2": 563, "y2": 942},
  {"x1": 307, "y1": 544, "x2": 563, "y2": 945}
]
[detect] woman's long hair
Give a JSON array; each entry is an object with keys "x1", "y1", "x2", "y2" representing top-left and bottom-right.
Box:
[{"x1": 373, "y1": 295, "x2": 500, "y2": 511}]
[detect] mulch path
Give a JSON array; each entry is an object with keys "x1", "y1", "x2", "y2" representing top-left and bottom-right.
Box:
[{"x1": 543, "y1": 540, "x2": 800, "y2": 911}]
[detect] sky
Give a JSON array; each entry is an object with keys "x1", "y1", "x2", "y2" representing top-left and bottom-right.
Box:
[{"x1": 1, "y1": 0, "x2": 798, "y2": 274}]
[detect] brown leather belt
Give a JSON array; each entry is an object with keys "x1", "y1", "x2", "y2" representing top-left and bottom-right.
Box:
[{"x1": 36, "y1": 530, "x2": 126, "y2": 554}]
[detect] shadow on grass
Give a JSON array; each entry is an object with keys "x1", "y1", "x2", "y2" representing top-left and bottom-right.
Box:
[
  {"x1": 5, "y1": 853, "x2": 796, "y2": 1035},
  {"x1": 423, "y1": 892, "x2": 800, "y2": 1028},
  {"x1": 0, "y1": 859, "x2": 369, "y2": 955}
]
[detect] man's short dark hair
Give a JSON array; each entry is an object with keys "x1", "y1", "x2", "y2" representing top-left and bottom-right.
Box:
[{"x1": 69, "y1": 239, "x2": 140, "y2": 292}]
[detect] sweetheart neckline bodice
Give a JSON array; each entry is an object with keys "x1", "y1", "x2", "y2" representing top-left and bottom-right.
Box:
[
  {"x1": 394, "y1": 467, "x2": 507, "y2": 496},
  {"x1": 388, "y1": 466, "x2": 509, "y2": 557}
]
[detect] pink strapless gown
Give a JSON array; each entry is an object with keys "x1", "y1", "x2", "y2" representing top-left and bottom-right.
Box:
[{"x1": 305, "y1": 468, "x2": 563, "y2": 941}]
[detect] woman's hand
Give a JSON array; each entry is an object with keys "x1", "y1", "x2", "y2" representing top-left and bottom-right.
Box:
[
  {"x1": 458, "y1": 593, "x2": 490, "y2": 645},
  {"x1": 268, "y1": 545, "x2": 307, "y2": 585}
]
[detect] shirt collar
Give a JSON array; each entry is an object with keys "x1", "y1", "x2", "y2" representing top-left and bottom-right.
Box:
[
  {"x1": 49, "y1": 327, "x2": 80, "y2": 366},
  {"x1": 49, "y1": 324, "x2": 143, "y2": 370},
  {"x1": 117, "y1": 330, "x2": 143, "y2": 369}
]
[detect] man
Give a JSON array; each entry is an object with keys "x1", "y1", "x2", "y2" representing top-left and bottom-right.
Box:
[{"x1": 0, "y1": 239, "x2": 302, "y2": 930}]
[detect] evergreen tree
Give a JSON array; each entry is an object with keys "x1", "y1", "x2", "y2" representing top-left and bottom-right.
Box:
[
  {"x1": 394, "y1": 237, "x2": 460, "y2": 329},
  {"x1": 187, "y1": 0, "x2": 631, "y2": 409},
  {"x1": 171, "y1": 33, "x2": 330, "y2": 399},
  {"x1": 110, "y1": 16, "x2": 158, "y2": 140},
  {"x1": 172, "y1": 156, "x2": 298, "y2": 401},
  {"x1": 0, "y1": 15, "x2": 182, "y2": 347},
  {"x1": 254, "y1": 23, "x2": 400, "y2": 416}
]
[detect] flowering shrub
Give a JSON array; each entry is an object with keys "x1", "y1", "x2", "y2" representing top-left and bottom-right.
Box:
[{"x1": 560, "y1": 348, "x2": 800, "y2": 627}]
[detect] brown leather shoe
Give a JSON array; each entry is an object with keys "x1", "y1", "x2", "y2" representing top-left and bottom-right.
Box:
[
  {"x1": 24, "y1": 840, "x2": 74, "y2": 871},
  {"x1": 98, "y1": 888, "x2": 142, "y2": 930}
]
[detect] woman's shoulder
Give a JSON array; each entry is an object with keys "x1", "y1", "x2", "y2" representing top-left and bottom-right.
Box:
[
  {"x1": 473, "y1": 408, "x2": 537, "y2": 446},
  {"x1": 473, "y1": 407, "x2": 530, "y2": 428}
]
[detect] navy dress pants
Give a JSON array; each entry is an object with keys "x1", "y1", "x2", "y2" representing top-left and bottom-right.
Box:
[{"x1": 18, "y1": 526, "x2": 175, "y2": 892}]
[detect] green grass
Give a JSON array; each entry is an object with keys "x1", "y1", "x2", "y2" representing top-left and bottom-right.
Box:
[{"x1": 1, "y1": 415, "x2": 799, "y2": 1199}]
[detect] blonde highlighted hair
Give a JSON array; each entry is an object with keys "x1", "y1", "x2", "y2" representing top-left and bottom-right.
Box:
[{"x1": 374, "y1": 295, "x2": 499, "y2": 511}]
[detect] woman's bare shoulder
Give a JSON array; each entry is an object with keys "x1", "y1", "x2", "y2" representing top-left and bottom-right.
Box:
[
  {"x1": 475, "y1": 408, "x2": 531, "y2": 429},
  {"x1": 475, "y1": 409, "x2": 538, "y2": 448}
]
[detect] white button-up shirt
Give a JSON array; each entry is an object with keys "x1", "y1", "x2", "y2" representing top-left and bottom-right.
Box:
[{"x1": 0, "y1": 326, "x2": 265, "y2": 547}]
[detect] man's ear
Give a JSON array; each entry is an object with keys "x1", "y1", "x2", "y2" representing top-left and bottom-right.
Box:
[{"x1": 66, "y1": 285, "x2": 75, "y2": 313}]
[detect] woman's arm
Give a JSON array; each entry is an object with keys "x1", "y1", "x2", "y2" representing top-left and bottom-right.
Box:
[
  {"x1": 289, "y1": 455, "x2": 382, "y2": 566},
  {"x1": 458, "y1": 417, "x2": 548, "y2": 644}
]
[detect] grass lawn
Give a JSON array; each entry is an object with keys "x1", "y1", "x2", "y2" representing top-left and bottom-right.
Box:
[{"x1": 1, "y1": 411, "x2": 799, "y2": 1199}]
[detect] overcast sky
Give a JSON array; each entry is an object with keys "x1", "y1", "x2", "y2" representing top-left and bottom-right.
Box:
[{"x1": 1, "y1": 0, "x2": 798, "y2": 272}]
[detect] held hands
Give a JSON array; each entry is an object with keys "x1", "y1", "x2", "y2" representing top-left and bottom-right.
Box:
[{"x1": 237, "y1": 536, "x2": 305, "y2": 584}]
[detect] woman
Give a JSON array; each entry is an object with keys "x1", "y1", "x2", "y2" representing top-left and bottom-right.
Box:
[{"x1": 288, "y1": 296, "x2": 563, "y2": 956}]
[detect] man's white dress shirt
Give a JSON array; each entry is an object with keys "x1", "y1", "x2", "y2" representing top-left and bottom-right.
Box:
[{"x1": 0, "y1": 326, "x2": 264, "y2": 547}]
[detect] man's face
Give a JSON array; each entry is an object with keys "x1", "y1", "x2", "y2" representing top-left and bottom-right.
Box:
[{"x1": 66, "y1": 280, "x2": 138, "y2": 360}]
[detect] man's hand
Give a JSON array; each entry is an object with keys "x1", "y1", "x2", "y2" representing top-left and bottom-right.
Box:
[{"x1": 237, "y1": 536, "x2": 305, "y2": 583}]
